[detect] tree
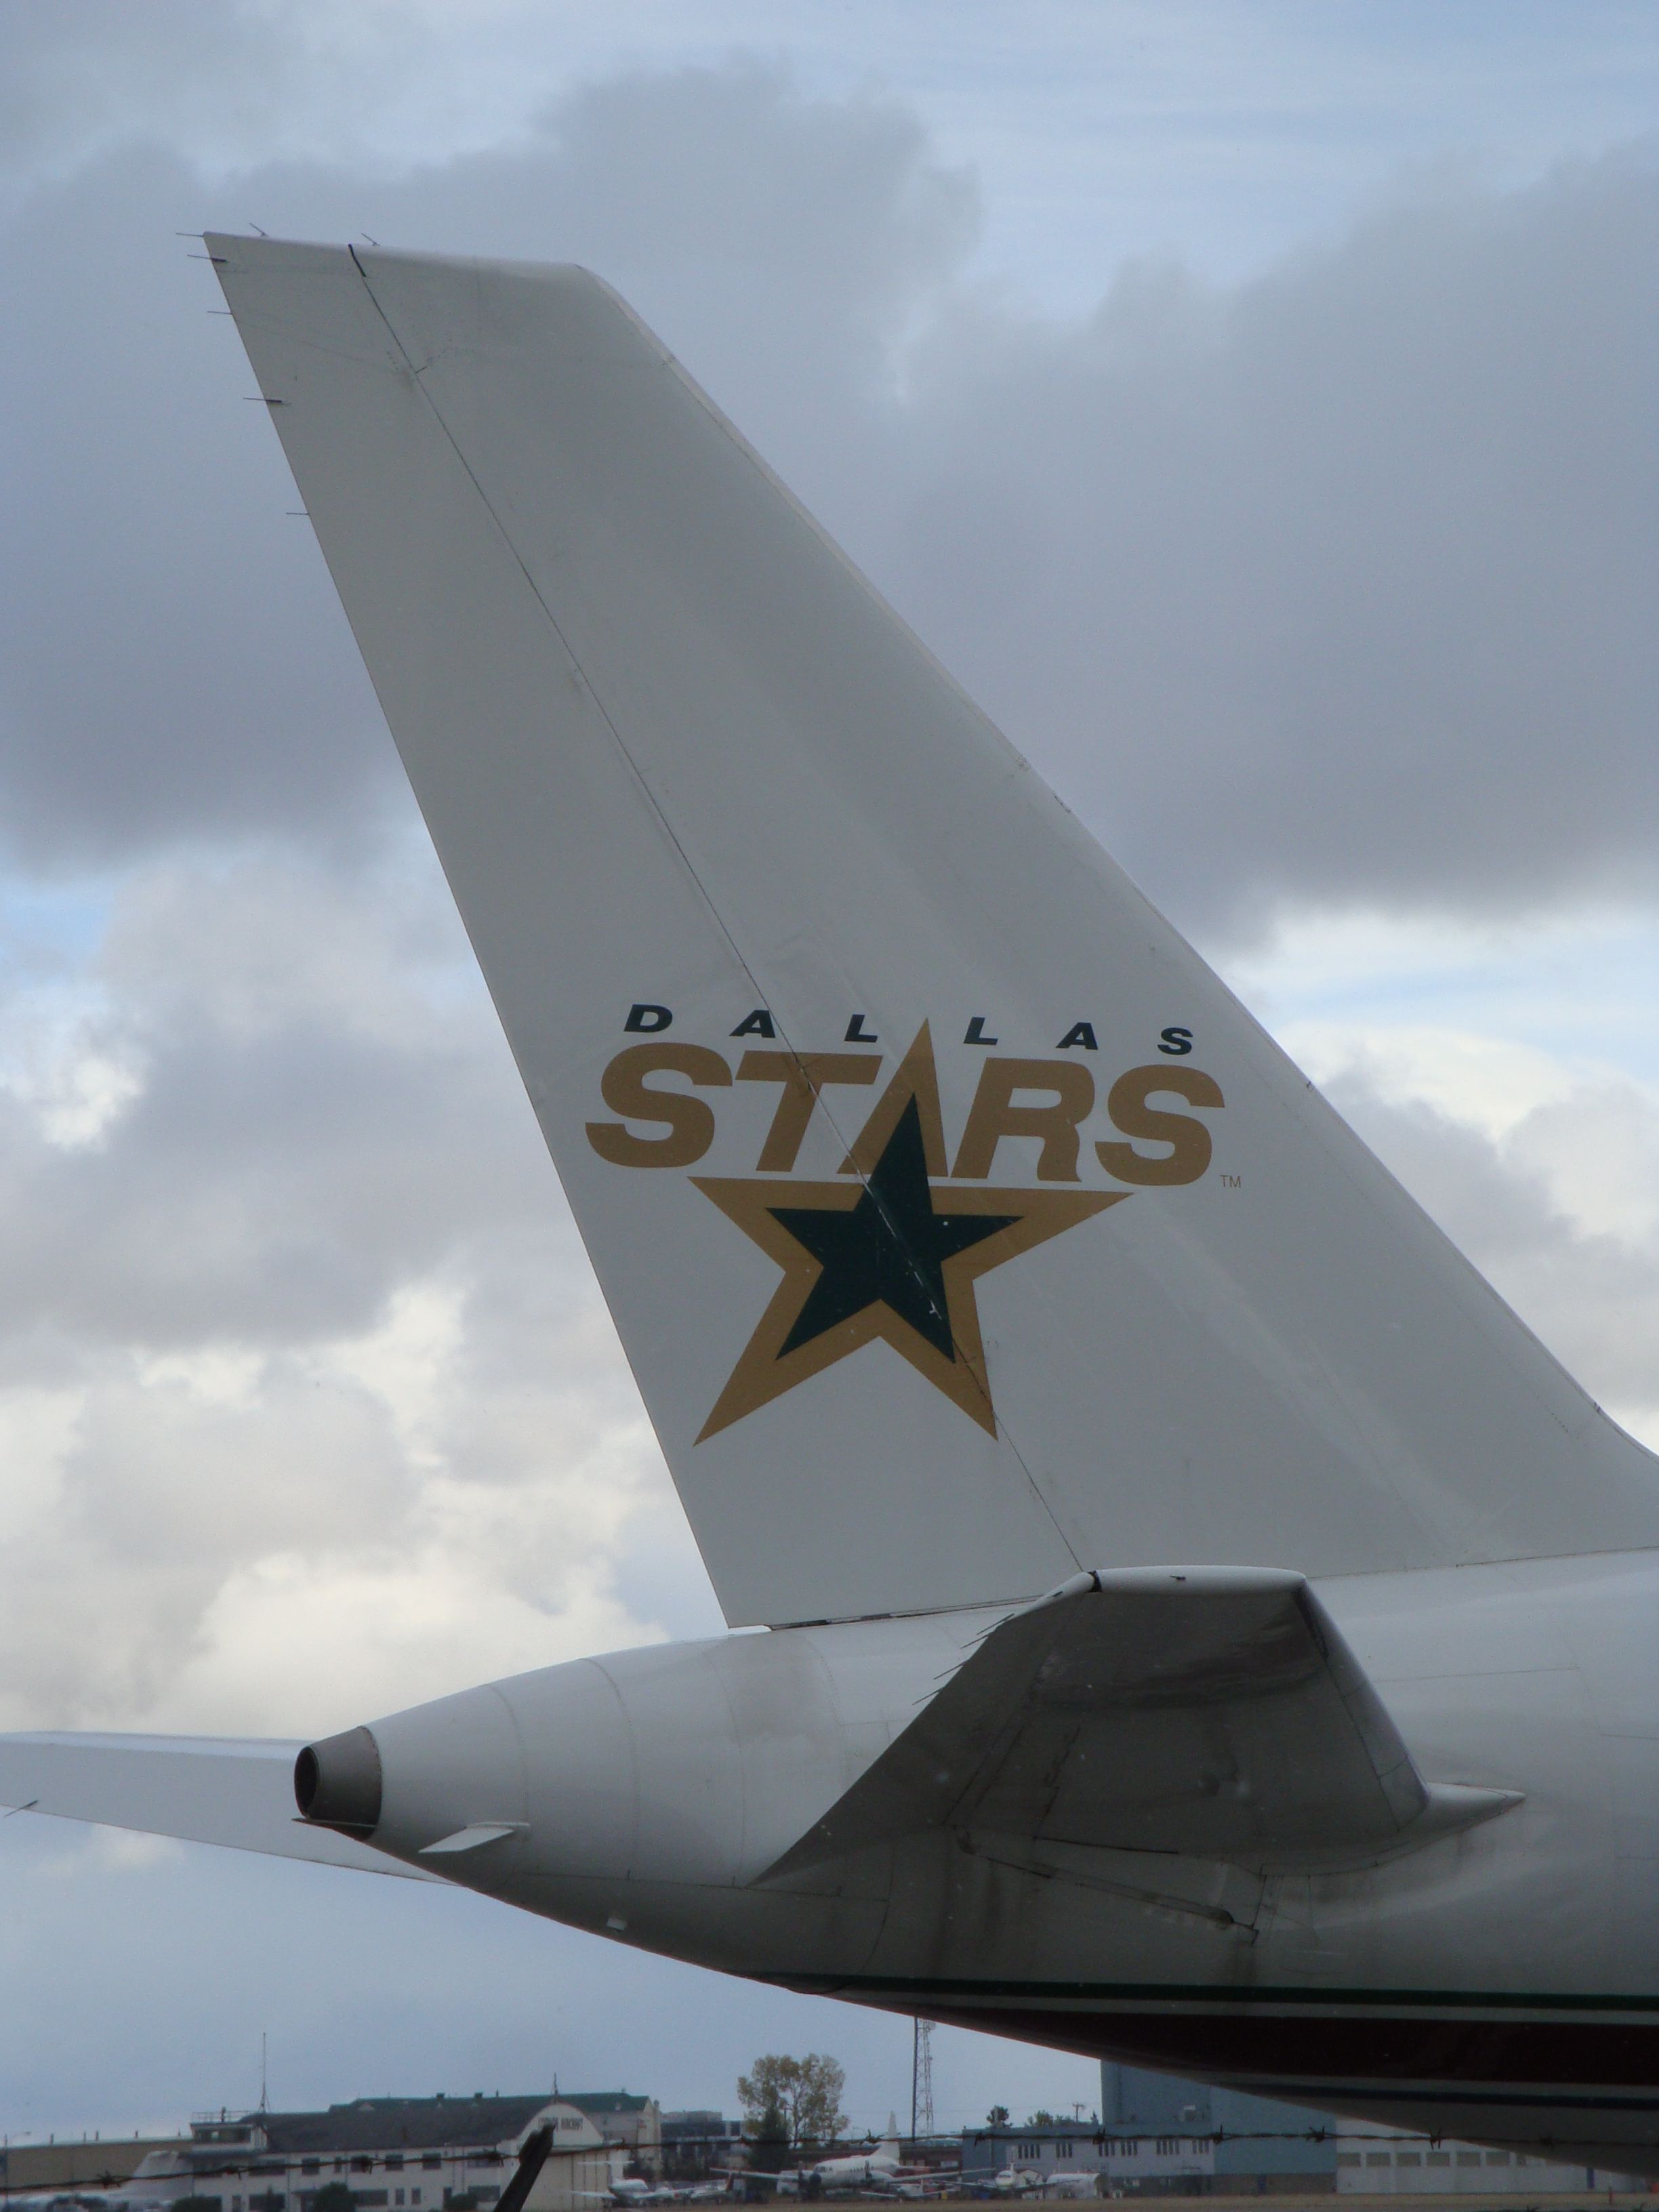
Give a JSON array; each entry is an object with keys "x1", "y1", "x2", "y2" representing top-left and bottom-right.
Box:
[
  {"x1": 310, "y1": 2188, "x2": 356, "y2": 2212},
  {"x1": 738, "y1": 2055, "x2": 848, "y2": 2159},
  {"x1": 986, "y1": 2108, "x2": 1010, "y2": 2129},
  {"x1": 1027, "y1": 2112, "x2": 1057, "y2": 2127},
  {"x1": 744, "y1": 2085, "x2": 790, "y2": 2176}
]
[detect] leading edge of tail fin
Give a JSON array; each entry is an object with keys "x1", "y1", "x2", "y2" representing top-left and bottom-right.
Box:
[{"x1": 208, "y1": 235, "x2": 1659, "y2": 1627}]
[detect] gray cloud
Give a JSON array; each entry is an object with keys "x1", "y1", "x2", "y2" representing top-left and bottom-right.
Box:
[
  {"x1": 901, "y1": 152, "x2": 1659, "y2": 931},
  {"x1": 0, "y1": 840, "x2": 714, "y2": 1737},
  {"x1": 1, "y1": 66, "x2": 1654, "y2": 935},
  {"x1": 0, "y1": 844, "x2": 532, "y2": 1347},
  {"x1": 0, "y1": 155, "x2": 396, "y2": 863}
]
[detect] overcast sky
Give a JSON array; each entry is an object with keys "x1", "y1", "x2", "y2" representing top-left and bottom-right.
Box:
[{"x1": 1, "y1": 0, "x2": 1657, "y2": 2150}]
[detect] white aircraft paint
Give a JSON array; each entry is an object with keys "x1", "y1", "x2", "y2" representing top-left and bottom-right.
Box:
[{"x1": 3, "y1": 237, "x2": 1657, "y2": 2175}]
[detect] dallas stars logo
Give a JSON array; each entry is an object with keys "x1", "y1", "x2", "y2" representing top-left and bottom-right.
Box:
[
  {"x1": 693, "y1": 1064, "x2": 1122, "y2": 1441},
  {"x1": 587, "y1": 1012, "x2": 1223, "y2": 1443}
]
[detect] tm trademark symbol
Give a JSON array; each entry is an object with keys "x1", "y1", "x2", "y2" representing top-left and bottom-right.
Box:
[{"x1": 1221, "y1": 1172, "x2": 1242, "y2": 1189}]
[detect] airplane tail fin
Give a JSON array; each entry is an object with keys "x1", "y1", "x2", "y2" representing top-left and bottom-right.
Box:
[{"x1": 209, "y1": 234, "x2": 1659, "y2": 1627}]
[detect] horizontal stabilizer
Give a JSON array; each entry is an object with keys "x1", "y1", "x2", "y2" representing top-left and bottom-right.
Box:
[
  {"x1": 762, "y1": 1569, "x2": 1519, "y2": 1877},
  {"x1": 0, "y1": 1732, "x2": 440, "y2": 1879}
]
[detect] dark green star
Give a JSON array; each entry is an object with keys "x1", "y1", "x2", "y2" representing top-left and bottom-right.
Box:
[{"x1": 768, "y1": 1097, "x2": 1018, "y2": 1361}]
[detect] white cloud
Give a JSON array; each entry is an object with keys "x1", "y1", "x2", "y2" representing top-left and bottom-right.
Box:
[
  {"x1": 1299, "y1": 1044, "x2": 1659, "y2": 1449},
  {"x1": 1276, "y1": 1023, "x2": 1578, "y2": 1143},
  {"x1": 0, "y1": 841, "x2": 683, "y2": 1736}
]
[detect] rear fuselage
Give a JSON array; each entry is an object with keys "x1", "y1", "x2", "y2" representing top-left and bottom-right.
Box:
[{"x1": 335, "y1": 1550, "x2": 1659, "y2": 2169}]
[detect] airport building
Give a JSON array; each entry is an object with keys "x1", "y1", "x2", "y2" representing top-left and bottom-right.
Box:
[
  {"x1": 961, "y1": 2118, "x2": 1225, "y2": 2194},
  {"x1": 1092, "y1": 2064, "x2": 1647, "y2": 2198},
  {"x1": 660, "y1": 2113, "x2": 744, "y2": 2179},
  {"x1": 0, "y1": 2139, "x2": 184, "y2": 2199},
  {"x1": 1332, "y1": 2117, "x2": 1639, "y2": 2194},
  {"x1": 970, "y1": 2062, "x2": 1336, "y2": 2196},
  {"x1": 557, "y1": 2098, "x2": 662, "y2": 2177},
  {"x1": 112, "y1": 2095, "x2": 627, "y2": 2212}
]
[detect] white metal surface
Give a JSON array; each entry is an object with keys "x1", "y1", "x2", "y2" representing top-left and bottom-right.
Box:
[
  {"x1": 759, "y1": 1568, "x2": 1517, "y2": 1879},
  {"x1": 0, "y1": 1731, "x2": 435, "y2": 1878},
  {"x1": 205, "y1": 232, "x2": 1659, "y2": 1629}
]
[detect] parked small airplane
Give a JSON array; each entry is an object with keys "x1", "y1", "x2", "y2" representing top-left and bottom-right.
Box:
[
  {"x1": 746, "y1": 2127, "x2": 948, "y2": 2200},
  {"x1": 3, "y1": 234, "x2": 1659, "y2": 2177},
  {"x1": 579, "y1": 2184, "x2": 692, "y2": 2207},
  {"x1": 2, "y1": 2199, "x2": 118, "y2": 2212},
  {"x1": 982, "y1": 2172, "x2": 1100, "y2": 2203}
]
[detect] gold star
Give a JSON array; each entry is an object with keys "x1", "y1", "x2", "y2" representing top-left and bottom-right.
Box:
[{"x1": 694, "y1": 1094, "x2": 1124, "y2": 1441}]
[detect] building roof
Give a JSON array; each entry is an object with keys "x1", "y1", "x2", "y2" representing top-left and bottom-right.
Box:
[
  {"x1": 235, "y1": 2097, "x2": 560, "y2": 2155},
  {"x1": 561, "y1": 2095, "x2": 654, "y2": 2117},
  {"x1": 962, "y1": 2124, "x2": 1101, "y2": 2142}
]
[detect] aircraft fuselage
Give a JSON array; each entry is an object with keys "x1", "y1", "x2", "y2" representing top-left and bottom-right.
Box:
[{"x1": 332, "y1": 1550, "x2": 1659, "y2": 2170}]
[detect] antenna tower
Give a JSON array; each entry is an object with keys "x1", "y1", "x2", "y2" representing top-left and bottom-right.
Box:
[{"x1": 910, "y1": 2018, "x2": 935, "y2": 2139}]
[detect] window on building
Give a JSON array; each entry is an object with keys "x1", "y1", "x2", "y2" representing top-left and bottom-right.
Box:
[
  {"x1": 1334, "y1": 2154, "x2": 1360, "y2": 2169},
  {"x1": 1057, "y1": 2144, "x2": 1072, "y2": 2160},
  {"x1": 1364, "y1": 2152, "x2": 1391, "y2": 2167},
  {"x1": 412, "y1": 2190, "x2": 422, "y2": 2203},
  {"x1": 1396, "y1": 2153, "x2": 1421, "y2": 2167},
  {"x1": 352, "y1": 2158, "x2": 373, "y2": 2173},
  {"x1": 1425, "y1": 2152, "x2": 1450, "y2": 2167},
  {"x1": 1484, "y1": 2153, "x2": 1510, "y2": 2166},
  {"x1": 474, "y1": 2191, "x2": 500, "y2": 2205},
  {"x1": 1454, "y1": 2152, "x2": 1480, "y2": 2167},
  {"x1": 388, "y1": 2158, "x2": 405, "y2": 2173},
  {"x1": 301, "y1": 2162, "x2": 320, "y2": 2177},
  {"x1": 422, "y1": 2158, "x2": 442, "y2": 2171},
  {"x1": 1155, "y1": 2139, "x2": 1176, "y2": 2156}
]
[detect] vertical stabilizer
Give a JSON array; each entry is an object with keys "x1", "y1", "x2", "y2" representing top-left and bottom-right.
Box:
[{"x1": 208, "y1": 234, "x2": 1659, "y2": 1626}]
